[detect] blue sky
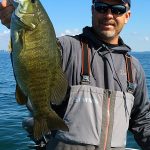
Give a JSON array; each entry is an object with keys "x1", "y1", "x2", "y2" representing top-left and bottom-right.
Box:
[{"x1": 0, "y1": 0, "x2": 150, "y2": 51}]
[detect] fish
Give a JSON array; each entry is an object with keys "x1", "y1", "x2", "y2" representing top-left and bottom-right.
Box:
[{"x1": 10, "y1": 0, "x2": 69, "y2": 139}]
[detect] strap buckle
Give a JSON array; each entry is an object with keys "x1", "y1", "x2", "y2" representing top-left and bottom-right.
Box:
[
  {"x1": 81, "y1": 75, "x2": 90, "y2": 85},
  {"x1": 127, "y1": 81, "x2": 136, "y2": 94}
]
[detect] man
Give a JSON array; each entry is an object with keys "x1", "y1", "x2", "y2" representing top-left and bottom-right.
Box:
[{"x1": 1, "y1": 0, "x2": 150, "y2": 150}]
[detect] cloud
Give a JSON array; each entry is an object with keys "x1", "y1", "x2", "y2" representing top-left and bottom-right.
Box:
[
  {"x1": 0, "y1": 30, "x2": 10, "y2": 36},
  {"x1": 58, "y1": 28, "x2": 81, "y2": 37},
  {"x1": 144, "y1": 36, "x2": 149, "y2": 41},
  {"x1": 130, "y1": 32, "x2": 150, "y2": 42},
  {"x1": 131, "y1": 31, "x2": 138, "y2": 35}
]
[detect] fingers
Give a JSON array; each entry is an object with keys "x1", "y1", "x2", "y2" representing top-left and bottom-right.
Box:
[
  {"x1": 0, "y1": 5, "x2": 14, "y2": 28},
  {"x1": 2, "y1": 0, "x2": 7, "y2": 7},
  {"x1": 0, "y1": 0, "x2": 13, "y2": 10},
  {"x1": 1, "y1": 0, "x2": 13, "y2": 8}
]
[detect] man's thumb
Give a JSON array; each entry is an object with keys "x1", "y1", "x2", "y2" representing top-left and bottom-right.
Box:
[{"x1": 2, "y1": 0, "x2": 8, "y2": 7}]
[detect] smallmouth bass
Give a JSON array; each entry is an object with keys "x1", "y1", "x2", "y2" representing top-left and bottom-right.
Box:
[{"x1": 10, "y1": 0, "x2": 68, "y2": 139}]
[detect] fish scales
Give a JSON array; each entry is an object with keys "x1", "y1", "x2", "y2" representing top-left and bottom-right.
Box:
[{"x1": 10, "y1": 0, "x2": 68, "y2": 139}]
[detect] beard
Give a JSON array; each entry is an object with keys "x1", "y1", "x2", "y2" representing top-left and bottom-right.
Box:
[
  {"x1": 92, "y1": 17, "x2": 119, "y2": 40},
  {"x1": 98, "y1": 29, "x2": 116, "y2": 39},
  {"x1": 98, "y1": 20, "x2": 116, "y2": 38}
]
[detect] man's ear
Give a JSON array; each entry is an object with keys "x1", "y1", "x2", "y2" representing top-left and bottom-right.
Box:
[{"x1": 125, "y1": 10, "x2": 131, "y2": 24}]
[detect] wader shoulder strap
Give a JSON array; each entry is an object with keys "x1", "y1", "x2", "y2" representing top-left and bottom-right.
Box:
[
  {"x1": 79, "y1": 36, "x2": 135, "y2": 93},
  {"x1": 125, "y1": 53, "x2": 135, "y2": 93},
  {"x1": 80, "y1": 37, "x2": 91, "y2": 84}
]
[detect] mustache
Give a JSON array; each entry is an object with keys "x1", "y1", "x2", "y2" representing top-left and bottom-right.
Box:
[{"x1": 98, "y1": 20, "x2": 116, "y2": 26}]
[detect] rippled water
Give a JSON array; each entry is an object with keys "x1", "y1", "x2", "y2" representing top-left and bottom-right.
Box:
[
  {"x1": 0, "y1": 51, "x2": 149, "y2": 150},
  {"x1": 0, "y1": 51, "x2": 31, "y2": 150}
]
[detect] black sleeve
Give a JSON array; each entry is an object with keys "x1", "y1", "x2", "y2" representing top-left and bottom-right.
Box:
[{"x1": 129, "y1": 61, "x2": 150, "y2": 150}]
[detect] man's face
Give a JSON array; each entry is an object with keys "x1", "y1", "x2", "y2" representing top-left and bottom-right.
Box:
[{"x1": 92, "y1": 0, "x2": 131, "y2": 44}]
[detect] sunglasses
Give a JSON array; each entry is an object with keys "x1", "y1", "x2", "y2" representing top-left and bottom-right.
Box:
[{"x1": 93, "y1": 2, "x2": 129, "y2": 15}]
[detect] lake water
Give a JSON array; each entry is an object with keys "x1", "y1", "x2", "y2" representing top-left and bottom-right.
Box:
[{"x1": 1, "y1": 51, "x2": 150, "y2": 150}]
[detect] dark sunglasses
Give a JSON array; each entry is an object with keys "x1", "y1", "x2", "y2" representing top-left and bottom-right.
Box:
[{"x1": 93, "y1": 2, "x2": 129, "y2": 15}]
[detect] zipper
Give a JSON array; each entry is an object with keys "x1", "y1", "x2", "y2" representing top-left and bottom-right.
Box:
[{"x1": 103, "y1": 91, "x2": 111, "y2": 150}]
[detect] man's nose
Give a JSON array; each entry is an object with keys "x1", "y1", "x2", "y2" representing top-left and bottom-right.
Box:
[{"x1": 104, "y1": 9, "x2": 114, "y2": 19}]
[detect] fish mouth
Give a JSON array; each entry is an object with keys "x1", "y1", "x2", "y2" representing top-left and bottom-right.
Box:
[{"x1": 31, "y1": 0, "x2": 35, "y2": 3}]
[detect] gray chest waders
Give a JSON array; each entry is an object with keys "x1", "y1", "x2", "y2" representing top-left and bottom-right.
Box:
[{"x1": 55, "y1": 37, "x2": 135, "y2": 149}]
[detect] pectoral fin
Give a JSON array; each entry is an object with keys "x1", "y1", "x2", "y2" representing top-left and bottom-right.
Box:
[
  {"x1": 50, "y1": 68, "x2": 68, "y2": 105},
  {"x1": 16, "y1": 84, "x2": 28, "y2": 105}
]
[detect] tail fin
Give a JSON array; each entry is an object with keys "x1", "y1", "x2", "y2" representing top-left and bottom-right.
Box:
[
  {"x1": 34, "y1": 118, "x2": 50, "y2": 140},
  {"x1": 33, "y1": 110, "x2": 68, "y2": 139}
]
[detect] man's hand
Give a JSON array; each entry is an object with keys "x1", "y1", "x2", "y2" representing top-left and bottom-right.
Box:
[{"x1": 0, "y1": 0, "x2": 14, "y2": 28}]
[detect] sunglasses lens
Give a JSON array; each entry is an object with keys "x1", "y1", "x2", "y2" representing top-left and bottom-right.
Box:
[
  {"x1": 94, "y1": 3, "x2": 109, "y2": 14},
  {"x1": 111, "y1": 5, "x2": 126, "y2": 15},
  {"x1": 94, "y1": 2, "x2": 127, "y2": 15}
]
